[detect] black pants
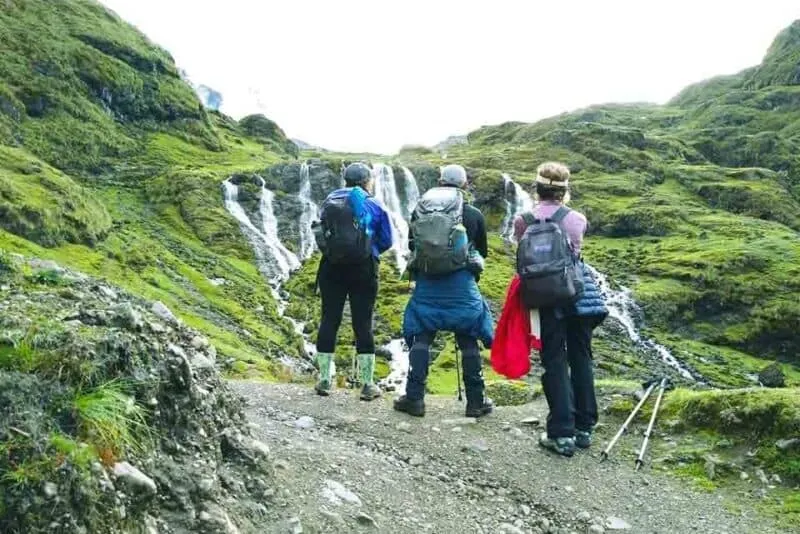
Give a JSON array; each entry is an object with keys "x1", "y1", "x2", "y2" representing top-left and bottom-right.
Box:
[
  {"x1": 405, "y1": 331, "x2": 485, "y2": 406},
  {"x1": 316, "y1": 257, "x2": 378, "y2": 354},
  {"x1": 540, "y1": 309, "x2": 598, "y2": 438}
]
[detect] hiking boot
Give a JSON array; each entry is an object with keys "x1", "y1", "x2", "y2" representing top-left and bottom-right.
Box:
[
  {"x1": 359, "y1": 383, "x2": 382, "y2": 401},
  {"x1": 575, "y1": 430, "x2": 592, "y2": 449},
  {"x1": 465, "y1": 397, "x2": 494, "y2": 418},
  {"x1": 393, "y1": 395, "x2": 425, "y2": 417},
  {"x1": 539, "y1": 433, "x2": 576, "y2": 457},
  {"x1": 315, "y1": 380, "x2": 331, "y2": 397}
]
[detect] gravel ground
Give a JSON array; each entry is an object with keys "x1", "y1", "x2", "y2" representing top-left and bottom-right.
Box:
[{"x1": 231, "y1": 381, "x2": 786, "y2": 534}]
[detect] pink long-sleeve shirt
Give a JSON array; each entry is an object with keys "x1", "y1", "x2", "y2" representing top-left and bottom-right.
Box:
[{"x1": 513, "y1": 201, "x2": 588, "y2": 255}]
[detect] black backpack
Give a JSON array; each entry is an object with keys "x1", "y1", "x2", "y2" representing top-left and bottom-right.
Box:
[
  {"x1": 313, "y1": 192, "x2": 372, "y2": 264},
  {"x1": 516, "y1": 206, "x2": 584, "y2": 309}
]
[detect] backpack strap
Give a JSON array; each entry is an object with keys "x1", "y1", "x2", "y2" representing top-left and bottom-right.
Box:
[
  {"x1": 547, "y1": 206, "x2": 571, "y2": 223},
  {"x1": 520, "y1": 211, "x2": 537, "y2": 226}
]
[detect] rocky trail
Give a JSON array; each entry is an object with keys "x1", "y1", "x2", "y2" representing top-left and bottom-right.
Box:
[{"x1": 232, "y1": 381, "x2": 782, "y2": 534}]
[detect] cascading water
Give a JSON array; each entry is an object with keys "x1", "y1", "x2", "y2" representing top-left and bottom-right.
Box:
[
  {"x1": 500, "y1": 174, "x2": 534, "y2": 242},
  {"x1": 297, "y1": 162, "x2": 319, "y2": 261},
  {"x1": 222, "y1": 176, "x2": 316, "y2": 370},
  {"x1": 401, "y1": 166, "x2": 420, "y2": 220},
  {"x1": 257, "y1": 177, "x2": 301, "y2": 282},
  {"x1": 371, "y1": 163, "x2": 410, "y2": 272},
  {"x1": 377, "y1": 339, "x2": 409, "y2": 395},
  {"x1": 585, "y1": 265, "x2": 695, "y2": 380}
]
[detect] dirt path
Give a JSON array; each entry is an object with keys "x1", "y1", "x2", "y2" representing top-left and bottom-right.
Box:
[{"x1": 231, "y1": 381, "x2": 785, "y2": 534}]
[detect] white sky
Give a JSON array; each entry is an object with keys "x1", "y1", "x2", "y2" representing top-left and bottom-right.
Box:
[{"x1": 100, "y1": 0, "x2": 799, "y2": 154}]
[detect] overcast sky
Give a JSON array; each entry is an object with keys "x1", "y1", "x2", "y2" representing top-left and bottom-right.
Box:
[{"x1": 100, "y1": 0, "x2": 798, "y2": 154}]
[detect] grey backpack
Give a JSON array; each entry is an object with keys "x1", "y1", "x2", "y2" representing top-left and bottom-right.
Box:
[
  {"x1": 516, "y1": 206, "x2": 584, "y2": 309},
  {"x1": 408, "y1": 187, "x2": 469, "y2": 275}
]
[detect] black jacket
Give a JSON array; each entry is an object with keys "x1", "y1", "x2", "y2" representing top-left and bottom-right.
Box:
[{"x1": 407, "y1": 187, "x2": 489, "y2": 259}]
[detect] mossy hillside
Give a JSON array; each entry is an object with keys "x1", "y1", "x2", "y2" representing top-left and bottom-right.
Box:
[{"x1": 0, "y1": 146, "x2": 111, "y2": 246}]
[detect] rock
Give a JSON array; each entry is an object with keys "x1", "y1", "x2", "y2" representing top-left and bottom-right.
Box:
[
  {"x1": 770, "y1": 474, "x2": 782, "y2": 484},
  {"x1": 498, "y1": 523, "x2": 525, "y2": 534},
  {"x1": 113, "y1": 302, "x2": 144, "y2": 331},
  {"x1": 356, "y1": 512, "x2": 377, "y2": 528},
  {"x1": 462, "y1": 439, "x2": 489, "y2": 453},
  {"x1": 321, "y1": 479, "x2": 361, "y2": 506},
  {"x1": 441, "y1": 418, "x2": 477, "y2": 426},
  {"x1": 96, "y1": 285, "x2": 117, "y2": 300},
  {"x1": 190, "y1": 335, "x2": 209, "y2": 349},
  {"x1": 319, "y1": 509, "x2": 345, "y2": 525},
  {"x1": 43, "y1": 481, "x2": 58, "y2": 498},
  {"x1": 539, "y1": 518, "x2": 550, "y2": 531},
  {"x1": 588, "y1": 526, "x2": 605, "y2": 534},
  {"x1": 407, "y1": 454, "x2": 424, "y2": 467},
  {"x1": 776, "y1": 438, "x2": 800, "y2": 451},
  {"x1": 295, "y1": 416, "x2": 315, "y2": 430},
  {"x1": 758, "y1": 363, "x2": 785, "y2": 388},
  {"x1": 755, "y1": 468, "x2": 769, "y2": 485},
  {"x1": 396, "y1": 421, "x2": 412, "y2": 433},
  {"x1": 485, "y1": 380, "x2": 536, "y2": 406},
  {"x1": 113, "y1": 462, "x2": 157, "y2": 496},
  {"x1": 576, "y1": 511, "x2": 591, "y2": 522},
  {"x1": 740, "y1": 471, "x2": 750, "y2": 481},
  {"x1": 287, "y1": 516, "x2": 303, "y2": 534},
  {"x1": 151, "y1": 301, "x2": 179, "y2": 325},
  {"x1": 520, "y1": 504, "x2": 531, "y2": 516},
  {"x1": 198, "y1": 503, "x2": 240, "y2": 534},
  {"x1": 605, "y1": 517, "x2": 631, "y2": 530},
  {"x1": 521, "y1": 416, "x2": 541, "y2": 425}
]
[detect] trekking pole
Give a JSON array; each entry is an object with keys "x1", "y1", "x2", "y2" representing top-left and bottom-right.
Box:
[
  {"x1": 600, "y1": 380, "x2": 658, "y2": 461},
  {"x1": 635, "y1": 377, "x2": 668, "y2": 471},
  {"x1": 454, "y1": 336, "x2": 463, "y2": 402}
]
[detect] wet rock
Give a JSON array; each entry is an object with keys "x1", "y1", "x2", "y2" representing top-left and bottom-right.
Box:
[
  {"x1": 588, "y1": 525, "x2": 605, "y2": 534},
  {"x1": 576, "y1": 511, "x2": 591, "y2": 522},
  {"x1": 462, "y1": 439, "x2": 489, "y2": 453},
  {"x1": 287, "y1": 516, "x2": 303, "y2": 534},
  {"x1": 113, "y1": 462, "x2": 157, "y2": 496},
  {"x1": 96, "y1": 285, "x2": 117, "y2": 300},
  {"x1": 521, "y1": 416, "x2": 541, "y2": 426},
  {"x1": 198, "y1": 503, "x2": 240, "y2": 534},
  {"x1": 758, "y1": 363, "x2": 785, "y2": 388},
  {"x1": 190, "y1": 335, "x2": 210, "y2": 349},
  {"x1": 755, "y1": 468, "x2": 769, "y2": 485},
  {"x1": 770, "y1": 474, "x2": 782, "y2": 484},
  {"x1": 740, "y1": 471, "x2": 750, "y2": 481},
  {"x1": 152, "y1": 301, "x2": 179, "y2": 325}
]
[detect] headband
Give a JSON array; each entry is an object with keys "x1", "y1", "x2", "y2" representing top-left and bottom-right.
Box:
[{"x1": 535, "y1": 174, "x2": 568, "y2": 188}]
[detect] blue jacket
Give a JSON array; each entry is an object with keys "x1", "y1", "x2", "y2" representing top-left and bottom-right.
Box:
[
  {"x1": 326, "y1": 187, "x2": 393, "y2": 259},
  {"x1": 568, "y1": 262, "x2": 608, "y2": 327},
  {"x1": 403, "y1": 269, "x2": 494, "y2": 348}
]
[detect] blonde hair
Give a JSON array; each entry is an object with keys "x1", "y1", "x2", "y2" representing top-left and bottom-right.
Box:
[{"x1": 533, "y1": 162, "x2": 571, "y2": 204}]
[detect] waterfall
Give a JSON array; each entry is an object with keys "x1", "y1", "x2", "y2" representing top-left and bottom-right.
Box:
[
  {"x1": 257, "y1": 177, "x2": 301, "y2": 282},
  {"x1": 222, "y1": 176, "x2": 315, "y2": 370},
  {"x1": 371, "y1": 163, "x2": 410, "y2": 272},
  {"x1": 585, "y1": 265, "x2": 695, "y2": 380},
  {"x1": 500, "y1": 173, "x2": 534, "y2": 242},
  {"x1": 401, "y1": 166, "x2": 420, "y2": 219},
  {"x1": 298, "y1": 162, "x2": 319, "y2": 261}
]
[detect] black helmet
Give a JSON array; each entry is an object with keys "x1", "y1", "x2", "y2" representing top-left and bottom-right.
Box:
[{"x1": 343, "y1": 162, "x2": 372, "y2": 186}]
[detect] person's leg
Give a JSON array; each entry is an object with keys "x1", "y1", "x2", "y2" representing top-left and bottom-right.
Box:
[
  {"x1": 456, "y1": 334, "x2": 493, "y2": 417},
  {"x1": 567, "y1": 316, "x2": 598, "y2": 448},
  {"x1": 314, "y1": 260, "x2": 347, "y2": 395},
  {"x1": 349, "y1": 259, "x2": 381, "y2": 400},
  {"x1": 394, "y1": 331, "x2": 435, "y2": 416},
  {"x1": 538, "y1": 307, "x2": 576, "y2": 456}
]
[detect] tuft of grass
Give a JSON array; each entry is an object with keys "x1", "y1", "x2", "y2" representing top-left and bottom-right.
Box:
[{"x1": 73, "y1": 380, "x2": 151, "y2": 463}]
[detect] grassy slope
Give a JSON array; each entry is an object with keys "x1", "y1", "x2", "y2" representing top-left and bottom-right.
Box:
[{"x1": 0, "y1": 0, "x2": 306, "y2": 378}]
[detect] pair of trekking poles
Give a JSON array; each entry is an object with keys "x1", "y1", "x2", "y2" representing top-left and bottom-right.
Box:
[{"x1": 600, "y1": 377, "x2": 669, "y2": 470}]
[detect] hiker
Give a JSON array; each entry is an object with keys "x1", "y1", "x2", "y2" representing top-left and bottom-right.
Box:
[
  {"x1": 512, "y1": 162, "x2": 607, "y2": 457},
  {"x1": 311, "y1": 162, "x2": 393, "y2": 400},
  {"x1": 393, "y1": 164, "x2": 495, "y2": 418}
]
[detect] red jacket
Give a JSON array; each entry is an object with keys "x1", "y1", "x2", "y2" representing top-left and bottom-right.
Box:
[{"x1": 490, "y1": 275, "x2": 542, "y2": 379}]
